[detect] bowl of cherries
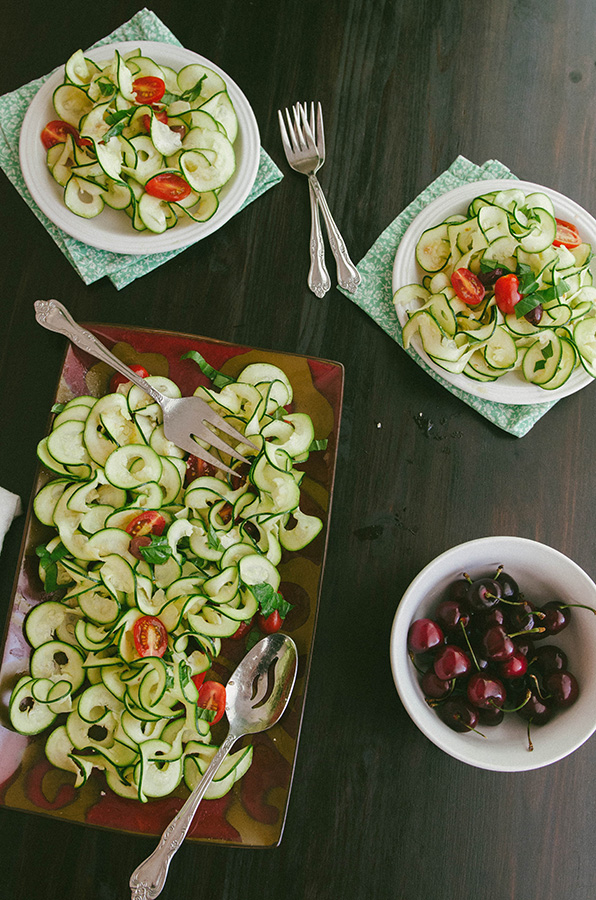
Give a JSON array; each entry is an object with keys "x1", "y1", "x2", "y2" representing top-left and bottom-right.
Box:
[{"x1": 390, "y1": 536, "x2": 596, "y2": 771}]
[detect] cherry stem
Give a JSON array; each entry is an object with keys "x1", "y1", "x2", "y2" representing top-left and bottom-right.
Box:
[
  {"x1": 502, "y1": 689, "x2": 532, "y2": 713},
  {"x1": 454, "y1": 713, "x2": 486, "y2": 739},
  {"x1": 459, "y1": 621, "x2": 481, "y2": 671},
  {"x1": 558, "y1": 602, "x2": 596, "y2": 616}
]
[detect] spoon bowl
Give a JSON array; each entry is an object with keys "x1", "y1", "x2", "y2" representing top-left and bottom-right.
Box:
[{"x1": 130, "y1": 633, "x2": 298, "y2": 899}]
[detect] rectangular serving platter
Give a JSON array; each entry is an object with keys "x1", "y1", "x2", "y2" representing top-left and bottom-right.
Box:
[{"x1": 0, "y1": 323, "x2": 343, "y2": 847}]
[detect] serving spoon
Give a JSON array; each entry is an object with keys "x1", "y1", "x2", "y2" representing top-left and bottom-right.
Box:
[{"x1": 129, "y1": 633, "x2": 298, "y2": 899}]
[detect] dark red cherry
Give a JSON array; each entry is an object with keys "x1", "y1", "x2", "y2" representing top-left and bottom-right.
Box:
[
  {"x1": 437, "y1": 698, "x2": 479, "y2": 733},
  {"x1": 512, "y1": 635, "x2": 535, "y2": 657},
  {"x1": 467, "y1": 578, "x2": 502, "y2": 611},
  {"x1": 435, "y1": 599, "x2": 470, "y2": 633},
  {"x1": 539, "y1": 601, "x2": 570, "y2": 637},
  {"x1": 517, "y1": 691, "x2": 553, "y2": 725},
  {"x1": 498, "y1": 649, "x2": 528, "y2": 680},
  {"x1": 447, "y1": 578, "x2": 471, "y2": 606},
  {"x1": 495, "y1": 569, "x2": 519, "y2": 602},
  {"x1": 546, "y1": 671, "x2": 579, "y2": 708},
  {"x1": 466, "y1": 673, "x2": 506, "y2": 709},
  {"x1": 506, "y1": 599, "x2": 539, "y2": 633},
  {"x1": 408, "y1": 618, "x2": 444, "y2": 654},
  {"x1": 478, "y1": 705, "x2": 505, "y2": 726},
  {"x1": 482, "y1": 625, "x2": 515, "y2": 661},
  {"x1": 433, "y1": 644, "x2": 472, "y2": 681},
  {"x1": 533, "y1": 644, "x2": 568, "y2": 675},
  {"x1": 421, "y1": 669, "x2": 452, "y2": 700}
]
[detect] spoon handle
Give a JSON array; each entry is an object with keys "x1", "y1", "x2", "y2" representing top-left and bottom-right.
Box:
[{"x1": 129, "y1": 731, "x2": 238, "y2": 900}]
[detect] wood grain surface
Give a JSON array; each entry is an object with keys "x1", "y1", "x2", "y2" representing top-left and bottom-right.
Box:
[{"x1": 2, "y1": 1, "x2": 596, "y2": 898}]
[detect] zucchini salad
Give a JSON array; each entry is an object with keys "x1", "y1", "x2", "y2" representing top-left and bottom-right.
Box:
[
  {"x1": 41, "y1": 47, "x2": 238, "y2": 233},
  {"x1": 394, "y1": 187, "x2": 596, "y2": 389},
  {"x1": 9, "y1": 359, "x2": 324, "y2": 803}
]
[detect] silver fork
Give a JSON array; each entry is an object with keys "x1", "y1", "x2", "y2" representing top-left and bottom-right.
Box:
[
  {"x1": 34, "y1": 300, "x2": 253, "y2": 476},
  {"x1": 278, "y1": 102, "x2": 361, "y2": 294}
]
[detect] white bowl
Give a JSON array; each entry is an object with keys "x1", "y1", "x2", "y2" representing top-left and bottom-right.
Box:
[
  {"x1": 392, "y1": 179, "x2": 596, "y2": 405},
  {"x1": 19, "y1": 41, "x2": 261, "y2": 255},
  {"x1": 390, "y1": 536, "x2": 596, "y2": 771}
]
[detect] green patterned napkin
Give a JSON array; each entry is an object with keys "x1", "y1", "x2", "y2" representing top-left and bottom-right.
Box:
[
  {"x1": 0, "y1": 8, "x2": 282, "y2": 290},
  {"x1": 338, "y1": 156, "x2": 557, "y2": 437}
]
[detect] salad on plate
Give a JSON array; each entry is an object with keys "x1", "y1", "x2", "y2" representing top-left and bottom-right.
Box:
[{"x1": 394, "y1": 185, "x2": 596, "y2": 391}]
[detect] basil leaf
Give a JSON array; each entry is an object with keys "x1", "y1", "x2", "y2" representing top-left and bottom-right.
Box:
[
  {"x1": 181, "y1": 76, "x2": 206, "y2": 103},
  {"x1": 181, "y1": 350, "x2": 236, "y2": 388},
  {"x1": 309, "y1": 438, "x2": 328, "y2": 451},
  {"x1": 36, "y1": 542, "x2": 69, "y2": 592},
  {"x1": 207, "y1": 526, "x2": 223, "y2": 551},
  {"x1": 139, "y1": 535, "x2": 172, "y2": 565},
  {"x1": 251, "y1": 582, "x2": 292, "y2": 618},
  {"x1": 102, "y1": 108, "x2": 131, "y2": 142},
  {"x1": 51, "y1": 403, "x2": 65, "y2": 414},
  {"x1": 514, "y1": 293, "x2": 542, "y2": 318}
]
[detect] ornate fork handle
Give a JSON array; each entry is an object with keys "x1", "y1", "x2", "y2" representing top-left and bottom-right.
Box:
[
  {"x1": 130, "y1": 731, "x2": 238, "y2": 900},
  {"x1": 307, "y1": 181, "x2": 331, "y2": 298},
  {"x1": 34, "y1": 299, "x2": 164, "y2": 405},
  {"x1": 307, "y1": 176, "x2": 361, "y2": 294}
]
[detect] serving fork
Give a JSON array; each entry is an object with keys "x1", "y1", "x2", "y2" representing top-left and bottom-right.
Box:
[
  {"x1": 34, "y1": 299, "x2": 253, "y2": 476},
  {"x1": 278, "y1": 102, "x2": 361, "y2": 295}
]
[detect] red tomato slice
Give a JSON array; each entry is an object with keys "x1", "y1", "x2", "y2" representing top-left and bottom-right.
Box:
[
  {"x1": 450, "y1": 268, "x2": 486, "y2": 306},
  {"x1": 125, "y1": 510, "x2": 166, "y2": 537},
  {"x1": 145, "y1": 173, "x2": 191, "y2": 202},
  {"x1": 197, "y1": 681, "x2": 226, "y2": 724},
  {"x1": 142, "y1": 107, "x2": 169, "y2": 132},
  {"x1": 553, "y1": 218, "x2": 581, "y2": 249},
  {"x1": 230, "y1": 618, "x2": 254, "y2": 640},
  {"x1": 191, "y1": 671, "x2": 207, "y2": 691},
  {"x1": 257, "y1": 610, "x2": 284, "y2": 634},
  {"x1": 132, "y1": 76, "x2": 166, "y2": 104},
  {"x1": 185, "y1": 455, "x2": 218, "y2": 485},
  {"x1": 494, "y1": 273, "x2": 522, "y2": 315},
  {"x1": 109, "y1": 363, "x2": 149, "y2": 392},
  {"x1": 41, "y1": 120, "x2": 80, "y2": 150},
  {"x1": 133, "y1": 616, "x2": 168, "y2": 658}
]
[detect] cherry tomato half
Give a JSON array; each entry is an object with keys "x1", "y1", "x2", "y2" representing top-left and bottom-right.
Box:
[
  {"x1": 145, "y1": 173, "x2": 191, "y2": 202},
  {"x1": 132, "y1": 76, "x2": 166, "y2": 104},
  {"x1": 494, "y1": 273, "x2": 522, "y2": 315},
  {"x1": 197, "y1": 681, "x2": 226, "y2": 725},
  {"x1": 125, "y1": 510, "x2": 166, "y2": 537},
  {"x1": 230, "y1": 618, "x2": 254, "y2": 640},
  {"x1": 450, "y1": 268, "x2": 486, "y2": 306},
  {"x1": 257, "y1": 610, "x2": 284, "y2": 634},
  {"x1": 191, "y1": 671, "x2": 207, "y2": 691},
  {"x1": 41, "y1": 120, "x2": 82, "y2": 149},
  {"x1": 185, "y1": 455, "x2": 218, "y2": 485},
  {"x1": 109, "y1": 363, "x2": 149, "y2": 393},
  {"x1": 133, "y1": 615, "x2": 168, "y2": 658},
  {"x1": 142, "y1": 107, "x2": 169, "y2": 132},
  {"x1": 553, "y1": 218, "x2": 581, "y2": 249}
]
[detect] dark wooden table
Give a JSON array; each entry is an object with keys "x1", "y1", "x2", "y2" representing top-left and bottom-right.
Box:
[{"x1": 2, "y1": 1, "x2": 596, "y2": 898}]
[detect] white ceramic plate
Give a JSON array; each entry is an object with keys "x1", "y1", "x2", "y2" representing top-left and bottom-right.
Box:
[
  {"x1": 392, "y1": 179, "x2": 596, "y2": 405},
  {"x1": 19, "y1": 41, "x2": 261, "y2": 255},
  {"x1": 390, "y1": 537, "x2": 596, "y2": 772}
]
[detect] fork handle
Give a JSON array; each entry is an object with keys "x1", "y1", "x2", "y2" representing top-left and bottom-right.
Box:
[
  {"x1": 129, "y1": 730, "x2": 238, "y2": 900},
  {"x1": 307, "y1": 180, "x2": 331, "y2": 298},
  {"x1": 307, "y1": 175, "x2": 361, "y2": 293},
  {"x1": 34, "y1": 300, "x2": 164, "y2": 404}
]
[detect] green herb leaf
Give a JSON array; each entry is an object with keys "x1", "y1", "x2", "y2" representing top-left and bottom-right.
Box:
[
  {"x1": 207, "y1": 526, "x2": 223, "y2": 551},
  {"x1": 102, "y1": 108, "x2": 131, "y2": 142},
  {"x1": 514, "y1": 293, "x2": 542, "y2": 318},
  {"x1": 36, "y1": 541, "x2": 69, "y2": 592},
  {"x1": 139, "y1": 535, "x2": 173, "y2": 565},
  {"x1": 196, "y1": 705, "x2": 216, "y2": 723},
  {"x1": 181, "y1": 76, "x2": 206, "y2": 104},
  {"x1": 51, "y1": 403, "x2": 66, "y2": 414},
  {"x1": 309, "y1": 438, "x2": 328, "y2": 452},
  {"x1": 181, "y1": 350, "x2": 236, "y2": 388},
  {"x1": 251, "y1": 582, "x2": 292, "y2": 618},
  {"x1": 96, "y1": 77, "x2": 117, "y2": 97}
]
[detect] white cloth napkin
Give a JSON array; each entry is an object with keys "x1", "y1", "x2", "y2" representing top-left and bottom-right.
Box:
[{"x1": 0, "y1": 487, "x2": 22, "y2": 554}]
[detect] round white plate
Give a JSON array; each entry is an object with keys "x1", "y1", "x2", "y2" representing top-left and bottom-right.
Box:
[
  {"x1": 19, "y1": 41, "x2": 261, "y2": 255},
  {"x1": 392, "y1": 179, "x2": 596, "y2": 405}
]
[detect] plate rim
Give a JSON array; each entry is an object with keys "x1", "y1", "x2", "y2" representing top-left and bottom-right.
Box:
[
  {"x1": 18, "y1": 40, "x2": 261, "y2": 255},
  {"x1": 392, "y1": 178, "x2": 596, "y2": 406}
]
